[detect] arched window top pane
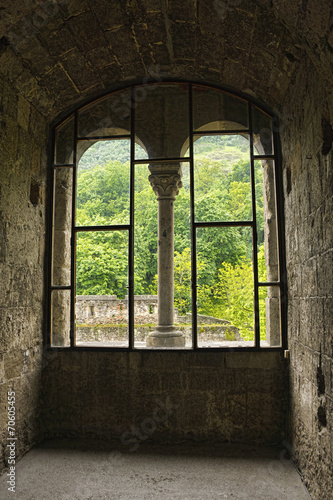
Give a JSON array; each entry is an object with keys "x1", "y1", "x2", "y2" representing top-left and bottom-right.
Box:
[
  {"x1": 193, "y1": 85, "x2": 249, "y2": 132},
  {"x1": 252, "y1": 105, "x2": 274, "y2": 155},
  {"x1": 55, "y1": 115, "x2": 74, "y2": 165},
  {"x1": 134, "y1": 83, "x2": 189, "y2": 160},
  {"x1": 78, "y1": 90, "x2": 131, "y2": 138}
]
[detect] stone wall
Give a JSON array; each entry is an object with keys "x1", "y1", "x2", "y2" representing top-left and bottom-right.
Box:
[
  {"x1": 0, "y1": 72, "x2": 47, "y2": 472},
  {"x1": 41, "y1": 350, "x2": 288, "y2": 447},
  {"x1": 75, "y1": 295, "x2": 241, "y2": 343},
  {"x1": 75, "y1": 295, "x2": 159, "y2": 325},
  {"x1": 282, "y1": 56, "x2": 333, "y2": 500}
]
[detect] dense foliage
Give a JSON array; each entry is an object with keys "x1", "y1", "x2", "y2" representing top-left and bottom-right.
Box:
[{"x1": 76, "y1": 136, "x2": 268, "y2": 339}]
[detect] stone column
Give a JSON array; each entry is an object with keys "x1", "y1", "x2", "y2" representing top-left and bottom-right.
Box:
[{"x1": 146, "y1": 164, "x2": 186, "y2": 347}]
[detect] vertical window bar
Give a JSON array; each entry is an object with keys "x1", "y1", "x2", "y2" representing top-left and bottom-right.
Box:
[
  {"x1": 249, "y1": 103, "x2": 260, "y2": 348},
  {"x1": 70, "y1": 111, "x2": 78, "y2": 348},
  {"x1": 128, "y1": 86, "x2": 135, "y2": 350},
  {"x1": 48, "y1": 136, "x2": 57, "y2": 347},
  {"x1": 272, "y1": 120, "x2": 287, "y2": 349},
  {"x1": 189, "y1": 84, "x2": 198, "y2": 350}
]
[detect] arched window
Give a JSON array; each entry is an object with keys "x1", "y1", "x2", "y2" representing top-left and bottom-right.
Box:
[{"x1": 49, "y1": 82, "x2": 286, "y2": 350}]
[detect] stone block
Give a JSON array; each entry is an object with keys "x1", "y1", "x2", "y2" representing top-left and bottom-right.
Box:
[
  {"x1": 0, "y1": 47, "x2": 24, "y2": 82},
  {"x1": 29, "y1": 108, "x2": 47, "y2": 147},
  {"x1": 317, "y1": 250, "x2": 333, "y2": 298},
  {"x1": 4, "y1": 350, "x2": 23, "y2": 380},
  {"x1": 90, "y1": 0, "x2": 127, "y2": 31},
  {"x1": 226, "y1": 351, "x2": 282, "y2": 370},
  {"x1": 106, "y1": 27, "x2": 140, "y2": 66},
  {"x1": 15, "y1": 36, "x2": 54, "y2": 76},
  {"x1": 167, "y1": 0, "x2": 196, "y2": 22},
  {"x1": 68, "y1": 12, "x2": 106, "y2": 53},
  {"x1": 61, "y1": 49, "x2": 98, "y2": 93},
  {"x1": 169, "y1": 21, "x2": 195, "y2": 61},
  {"x1": 39, "y1": 24, "x2": 77, "y2": 58}
]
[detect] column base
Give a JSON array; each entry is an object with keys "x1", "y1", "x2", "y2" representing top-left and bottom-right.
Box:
[{"x1": 146, "y1": 326, "x2": 186, "y2": 347}]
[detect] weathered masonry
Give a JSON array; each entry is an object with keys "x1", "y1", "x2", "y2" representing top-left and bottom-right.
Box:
[{"x1": 0, "y1": 2, "x2": 332, "y2": 500}]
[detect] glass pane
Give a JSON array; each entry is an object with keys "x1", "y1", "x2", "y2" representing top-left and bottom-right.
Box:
[
  {"x1": 193, "y1": 135, "x2": 251, "y2": 222},
  {"x1": 78, "y1": 91, "x2": 131, "y2": 138},
  {"x1": 255, "y1": 160, "x2": 279, "y2": 282},
  {"x1": 134, "y1": 163, "x2": 191, "y2": 347},
  {"x1": 133, "y1": 163, "x2": 158, "y2": 346},
  {"x1": 134, "y1": 83, "x2": 189, "y2": 160},
  {"x1": 193, "y1": 85, "x2": 248, "y2": 132},
  {"x1": 76, "y1": 140, "x2": 130, "y2": 226},
  {"x1": 75, "y1": 231, "x2": 129, "y2": 347},
  {"x1": 196, "y1": 226, "x2": 254, "y2": 347},
  {"x1": 55, "y1": 115, "x2": 74, "y2": 165},
  {"x1": 259, "y1": 286, "x2": 281, "y2": 347},
  {"x1": 52, "y1": 168, "x2": 73, "y2": 286},
  {"x1": 252, "y1": 105, "x2": 273, "y2": 155},
  {"x1": 51, "y1": 289, "x2": 71, "y2": 347}
]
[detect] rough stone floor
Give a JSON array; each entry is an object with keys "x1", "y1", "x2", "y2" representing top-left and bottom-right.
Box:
[{"x1": 0, "y1": 439, "x2": 311, "y2": 500}]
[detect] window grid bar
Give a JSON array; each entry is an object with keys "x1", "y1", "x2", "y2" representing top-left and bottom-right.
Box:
[
  {"x1": 249, "y1": 103, "x2": 260, "y2": 349},
  {"x1": 49, "y1": 163, "x2": 57, "y2": 346},
  {"x1": 51, "y1": 285, "x2": 72, "y2": 290},
  {"x1": 48, "y1": 345, "x2": 282, "y2": 353},
  {"x1": 189, "y1": 83, "x2": 198, "y2": 349},
  {"x1": 70, "y1": 111, "x2": 79, "y2": 348},
  {"x1": 192, "y1": 129, "x2": 249, "y2": 136},
  {"x1": 134, "y1": 157, "x2": 190, "y2": 165},
  {"x1": 194, "y1": 220, "x2": 253, "y2": 228},
  {"x1": 272, "y1": 121, "x2": 287, "y2": 349},
  {"x1": 75, "y1": 225, "x2": 131, "y2": 232},
  {"x1": 253, "y1": 155, "x2": 275, "y2": 160},
  {"x1": 128, "y1": 85, "x2": 136, "y2": 350},
  {"x1": 77, "y1": 134, "x2": 131, "y2": 142},
  {"x1": 258, "y1": 282, "x2": 280, "y2": 287},
  {"x1": 52, "y1": 163, "x2": 74, "y2": 168},
  {"x1": 50, "y1": 168, "x2": 57, "y2": 290}
]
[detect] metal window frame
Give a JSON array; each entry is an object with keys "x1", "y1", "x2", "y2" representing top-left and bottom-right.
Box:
[{"x1": 48, "y1": 81, "x2": 286, "y2": 352}]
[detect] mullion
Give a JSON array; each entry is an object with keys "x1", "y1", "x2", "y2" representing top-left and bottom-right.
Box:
[
  {"x1": 189, "y1": 83, "x2": 197, "y2": 350},
  {"x1": 272, "y1": 118, "x2": 287, "y2": 349},
  {"x1": 249, "y1": 103, "x2": 260, "y2": 349},
  {"x1": 70, "y1": 111, "x2": 79, "y2": 348},
  {"x1": 128, "y1": 86, "x2": 135, "y2": 350}
]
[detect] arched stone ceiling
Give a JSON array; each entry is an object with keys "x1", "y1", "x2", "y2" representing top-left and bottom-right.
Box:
[{"x1": 0, "y1": 0, "x2": 332, "y2": 120}]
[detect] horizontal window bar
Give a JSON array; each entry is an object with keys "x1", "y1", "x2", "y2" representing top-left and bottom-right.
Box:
[
  {"x1": 50, "y1": 285, "x2": 72, "y2": 290},
  {"x1": 194, "y1": 220, "x2": 253, "y2": 228},
  {"x1": 258, "y1": 281, "x2": 281, "y2": 287},
  {"x1": 134, "y1": 157, "x2": 191, "y2": 165},
  {"x1": 52, "y1": 164, "x2": 74, "y2": 168},
  {"x1": 77, "y1": 134, "x2": 131, "y2": 141},
  {"x1": 75, "y1": 225, "x2": 130, "y2": 232},
  {"x1": 253, "y1": 155, "x2": 275, "y2": 160},
  {"x1": 47, "y1": 345, "x2": 283, "y2": 352},
  {"x1": 192, "y1": 129, "x2": 250, "y2": 136}
]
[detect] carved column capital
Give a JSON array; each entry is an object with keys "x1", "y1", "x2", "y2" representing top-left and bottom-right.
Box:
[{"x1": 148, "y1": 164, "x2": 183, "y2": 200}]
